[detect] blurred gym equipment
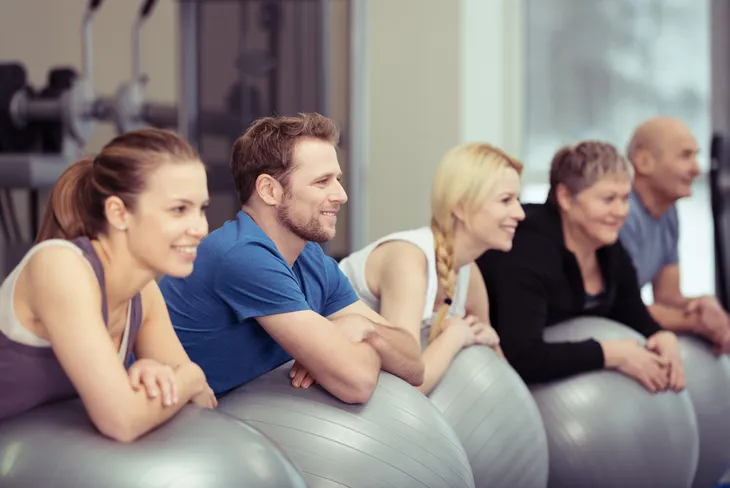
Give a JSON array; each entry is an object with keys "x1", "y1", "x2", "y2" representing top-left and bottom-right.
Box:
[{"x1": 0, "y1": 0, "x2": 340, "y2": 279}]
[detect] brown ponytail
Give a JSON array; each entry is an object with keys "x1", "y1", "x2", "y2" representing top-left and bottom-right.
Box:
[
  {"x1": 428, "y1": 218, "x2": 457, "y2": 343},
  {"x1": 36, "y1": 158, "x2": 96, "y2": 242},
  {"x1": 35, "y1": 127, "x2": 201, "y2": 243}
]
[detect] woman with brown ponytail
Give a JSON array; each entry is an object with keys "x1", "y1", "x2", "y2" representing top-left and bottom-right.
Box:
[
  {"x1": 339, "y1": 142, "x2": 525, "y2": 393},
  {"x1": 0, "y1": 128, "x2": 217, "y2": 441}
]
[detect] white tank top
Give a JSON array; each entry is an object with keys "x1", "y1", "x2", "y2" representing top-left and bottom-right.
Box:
[
  {"x1": 0, "y1": 239, "x2": 131, "y2": 362},
  {"x1": 338, "y1": 227, "x2": 471, "y2": 345}
]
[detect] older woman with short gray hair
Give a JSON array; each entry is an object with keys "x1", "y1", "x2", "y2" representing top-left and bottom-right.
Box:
[{"x1": 476, "y1": 140, "x2": 685, "y2": 393}]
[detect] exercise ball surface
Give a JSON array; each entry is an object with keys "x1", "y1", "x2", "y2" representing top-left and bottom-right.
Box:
[
  {"x1": 0, "y1": 400, "x2": 307, "y2": 488},
  {"x1": 218, "y1": 361, "x2": 475, "y2": 488},
  {"x1": 532, "y1": 316, "x2": 699, "y2": 488},
  {"x1": 429, "y1": 345, "x2": 549, "y2": 488},
  {"x1": 677, "y1": 333, "x2": 730, "y2": 488}
]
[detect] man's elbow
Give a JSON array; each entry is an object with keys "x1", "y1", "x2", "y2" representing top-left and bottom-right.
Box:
[
  {"x1": 336, "y1": 367, "x2": 379, "y2": 404},
  {"x1": 403, "y1": 361, "x2": 425, "y2": 387}
]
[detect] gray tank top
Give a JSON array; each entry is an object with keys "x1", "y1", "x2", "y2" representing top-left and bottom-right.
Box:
[{"x1": 0, "y1": 236, "x2": 143, "y2": 421}]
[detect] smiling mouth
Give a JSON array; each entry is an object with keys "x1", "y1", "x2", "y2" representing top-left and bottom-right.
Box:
[
  {"x1": 321, "y1": 211, "x2": 337, "y2": 217},
  {"x1": 172, "y1": 245, "x2": 197, "y2": 256}
]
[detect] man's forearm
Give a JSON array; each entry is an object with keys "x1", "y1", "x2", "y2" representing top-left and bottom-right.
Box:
[
  {"x1": 654, "y1": 293, "x2": 692, "y2": 309},
  {"x1": 366, "y1": 323, "x2": 425, "y2": 387},
  {"x1": 647, "y1": 303, "x2": 698, "y2": 333}
]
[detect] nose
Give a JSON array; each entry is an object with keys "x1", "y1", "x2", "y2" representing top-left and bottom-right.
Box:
[
  {"x1": 513, "y1": 201, "x2": 526, "y2": 221},
  {"x1": 689, "y1": 157, "x2": 701, "y2": 177},
  {"x1": 330, "y1": 180, "x2": 348, "y2": 204},
  {"x1": 187, "y1": 212, "x2": 209, "y2": 238},
  {"x1": 614, "y1": 199, "x2": 630, "y2": 219}
]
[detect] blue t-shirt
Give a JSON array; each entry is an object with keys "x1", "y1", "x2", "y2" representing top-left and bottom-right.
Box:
[
  {"x1": 619, "y1": 190, "x2": 680, "y2": 288},
  {"x1": 159, "y1": 211, "x2": 359, "y2": 395}
]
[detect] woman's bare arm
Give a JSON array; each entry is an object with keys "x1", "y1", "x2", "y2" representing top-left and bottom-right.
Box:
[
  {"x1": 25, "y1": 246, "x2": 206, "y2": 442},
  {"x1": 376, "y1": 242, "x2": 465, "y2": 394}
]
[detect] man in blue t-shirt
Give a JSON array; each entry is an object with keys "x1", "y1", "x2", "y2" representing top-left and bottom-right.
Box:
[
  {"x1": 159, "y1": 113, "x2": 424, "y2": 401},
  {"x1": 620, "y1": 116, "x2": 730, "y2": 354}
]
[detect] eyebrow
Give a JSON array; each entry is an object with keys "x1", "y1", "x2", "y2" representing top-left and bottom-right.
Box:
[
  {"x1": 312, "y1": 172, "x2": 342, "y2": 182},
  {"x1": 170, "y1": 198, "x2": 210, "y2": 205}
]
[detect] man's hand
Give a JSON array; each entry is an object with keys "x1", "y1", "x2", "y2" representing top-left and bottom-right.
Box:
[
  {"x1": 686, "y1": 296, "x2": 730, "y2": 351},
  {"x1": 285, "y1": 314, "x2": 376, "y2": 390},
  {"x1": 332, "y1": 314, "x2": 377, "y2": 343},
  {"x1": 289, "y1": 361, "x2": 316, "y2": 389},
  {"x1": 646, "y1": 331, "x2": 685, "y2": 392},
  {"x1": 330, "y1": 310, "x2": 424, "y2": 387}
]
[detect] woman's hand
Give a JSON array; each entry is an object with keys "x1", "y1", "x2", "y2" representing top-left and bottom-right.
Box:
[
  {"x1": 444, "y1": 314, "x2": 501, "y2": 351},
  {"x1": 646, "y1": 331, "x2": 685, "y2": 392},
  {"x1": 128, "y1": 359, "x2": 178, "y2": 407}
]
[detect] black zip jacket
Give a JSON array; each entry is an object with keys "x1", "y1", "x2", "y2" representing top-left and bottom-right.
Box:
[{"x1": 476, "y1": 201, "x2": 661, "y2": 384}]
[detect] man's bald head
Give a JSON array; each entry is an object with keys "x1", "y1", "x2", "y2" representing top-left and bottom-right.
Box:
[
  {"x1": 626, "y1": 116, "x2": 700, "y2": 203},
  {"x1": 627, "y1": 116, "x2": 696, "y2": 165}
]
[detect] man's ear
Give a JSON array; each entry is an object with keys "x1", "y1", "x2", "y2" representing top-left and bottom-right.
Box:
[
  {"x1": 104, "y1": 196, "x2": 130, "y2": 231},
  {"x1": 255, "y1": 174, "x2": 284, "y2": 206},
  {"x1": 631, "y1": 148, "x2": 656, "y2": 176}
]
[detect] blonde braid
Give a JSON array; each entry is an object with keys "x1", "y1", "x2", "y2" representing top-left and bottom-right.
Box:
[{"x1": 429, "y1": 218, "x2": 456, "y2": 343}]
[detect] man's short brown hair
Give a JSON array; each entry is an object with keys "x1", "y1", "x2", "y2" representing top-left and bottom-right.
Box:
[{"x1": 230, "y1": 112, "x2": 340, "y2": 205}]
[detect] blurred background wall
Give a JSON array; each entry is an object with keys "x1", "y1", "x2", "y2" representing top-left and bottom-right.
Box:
[{"x1": 0, "y1": 0, "x2": 720, "y2": 299}]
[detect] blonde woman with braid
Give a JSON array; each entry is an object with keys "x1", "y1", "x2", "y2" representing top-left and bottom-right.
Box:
[{"x1": 339, "y1": 143, "x2": 525, "y2": 393}]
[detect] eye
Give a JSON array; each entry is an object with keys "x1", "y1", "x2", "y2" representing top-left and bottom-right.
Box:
[{"x1": 171, "y1": 205, "x2": 187, "y2": 214}]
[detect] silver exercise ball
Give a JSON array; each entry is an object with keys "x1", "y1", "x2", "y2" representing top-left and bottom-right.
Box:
[
  {"x1": 218, "y1": 361, "x2": 476, "y2": 488},
  {"x1": 428, "y1": 345, "x2": 549, "y2": 488},
  {"x1": 677, "y1": 333, "x2": 730, "y2": 488},
  {"x1": 530, "y1": 316, "x2": 700, "y2": 488},
  {"x1": 0, "y1": 400, "x2": 307, "y2": 488}
]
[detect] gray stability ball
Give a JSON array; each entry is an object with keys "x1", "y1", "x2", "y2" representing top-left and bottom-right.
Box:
[
  {"x1": 531, "y1": 316, "x2": 700, "y2": 488},
  {"x1": 218, "y1": 361, "x2": 476, "y2": 488},
  {"x1": 428, "y1": 345, "x2": 549, "y2": 488},
  {"x1": 0, "y1": 400, "x2": 307, "y2": 488},
  {"x1": 676, "y1": 333, "x2": 730, "y2": 488}
]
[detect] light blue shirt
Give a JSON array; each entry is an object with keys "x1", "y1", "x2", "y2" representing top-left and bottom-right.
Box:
[{"x1": 619, "y1": 190, "x2": 679, "y2": 288}]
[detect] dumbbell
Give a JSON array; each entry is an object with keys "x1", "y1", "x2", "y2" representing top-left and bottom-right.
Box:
[
  {"x1": 1, "y1": 0, "x2": 104, "y2": 152},
  {"x1": 37, "y1": 67, "x2": 79, "y2": 153},
  {"x1": 0, "y1": 63, "x2": 39, "y2": 153}
]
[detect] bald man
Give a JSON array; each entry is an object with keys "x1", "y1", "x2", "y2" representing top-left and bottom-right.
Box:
[{"x1": 619, "y1": 116, "x2": 730, "y2": 354}]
